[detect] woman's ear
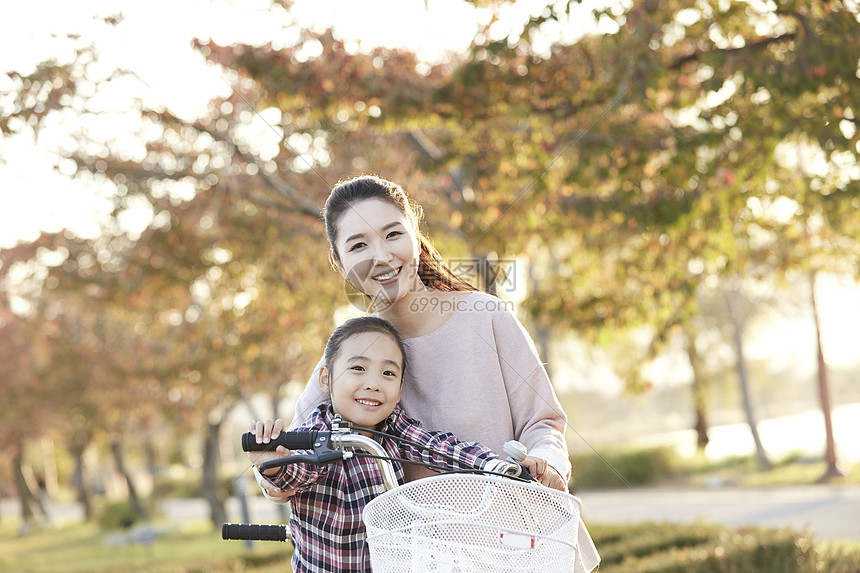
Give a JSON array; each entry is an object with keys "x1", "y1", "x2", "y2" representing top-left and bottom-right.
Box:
[
  {"x1": 334, "y1": 260, "x2": 349, "y2": 281},
  {"x1": 329, "y1": 251, "x2": 347, "y2": 279},
  {"x1": 318, "y1": 366, "x2": 331, "y2": 394}
]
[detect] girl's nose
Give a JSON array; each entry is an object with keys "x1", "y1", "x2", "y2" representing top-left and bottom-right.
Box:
[{"x1": 364, "y1": 379, "x2": 380, "y2": 391}]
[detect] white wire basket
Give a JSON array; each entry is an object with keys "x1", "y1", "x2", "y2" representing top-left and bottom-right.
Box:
[{"x1": 363, "y1": 473, "x2": 582, "y2": 572}]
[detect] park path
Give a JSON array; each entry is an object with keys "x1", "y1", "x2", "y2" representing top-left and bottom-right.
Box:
[
  {"x1": 578, "y1": 483, "x2": 860, "y2": 542},
  {"x1": 3, "y1": 483, "x2": 858, "y2": 542}
]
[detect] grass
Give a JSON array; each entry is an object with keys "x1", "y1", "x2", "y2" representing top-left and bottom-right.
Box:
[
  {"x1": 573, "y1": 446, "x2": 860, "y2": 490},
  {"x1": 0, "y1": 520, "x2": 292, "y2": 573},
  {"x1": 681, "y1": 453, "x2": 860, "y2": 488},
  {"x1": 3, "y1": 518, "x2": 857, "y2": 573}
]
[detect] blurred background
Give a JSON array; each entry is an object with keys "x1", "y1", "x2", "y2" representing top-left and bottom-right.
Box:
[{"x1": 1, "y1": 1, "x2": 859, "y2": 571}]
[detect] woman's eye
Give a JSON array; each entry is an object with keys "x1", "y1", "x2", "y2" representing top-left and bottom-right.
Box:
[
  {"x1": 348, "y1": 242, "x2": 366, "y2": 252},
  {"x1": 386, "y1": 231, "x2": 402, "y2": 239}
]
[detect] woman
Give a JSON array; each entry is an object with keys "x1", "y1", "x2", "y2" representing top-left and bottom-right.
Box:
[{"x1": 253, "y1": 175, "x2": 599, "y2": 571}]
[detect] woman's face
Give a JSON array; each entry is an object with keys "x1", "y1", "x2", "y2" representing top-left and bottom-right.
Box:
[
  {"x1": 318, "y1": 331, "x2": 403, "y2": 429},
  {"x1": 333, "y1": 198, "x2": 422, "y2": 309}
]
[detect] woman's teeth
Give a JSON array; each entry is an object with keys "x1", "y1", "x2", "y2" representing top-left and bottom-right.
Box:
[{"x1": 374, "y1": 269, "x2": 399, "y2": 281}]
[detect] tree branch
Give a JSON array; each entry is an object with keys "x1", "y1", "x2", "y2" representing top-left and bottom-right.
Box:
[
  {"x1": 159, "y1": 110, "x2": 322, "y2": 219},
  {"x1": 670, "y1": 32, "x2": 798, "y2": 70}
]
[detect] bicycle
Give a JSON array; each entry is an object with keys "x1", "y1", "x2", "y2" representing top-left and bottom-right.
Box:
[{"x1": 224, "y1": 417, "x2": 584, "y2": 572}]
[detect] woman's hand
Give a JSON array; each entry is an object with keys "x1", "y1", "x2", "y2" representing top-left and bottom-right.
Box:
[{"x1": 520, "y1": 455, "x2": 568, "y2": 491}]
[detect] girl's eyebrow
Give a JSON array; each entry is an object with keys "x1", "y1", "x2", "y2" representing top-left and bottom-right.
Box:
[
  {"x1": 344, "y1": 221, "x2": 403, "y2": 244},
  {"x1": 346, "y1": 355, "x2": 401, "y2": 369}
]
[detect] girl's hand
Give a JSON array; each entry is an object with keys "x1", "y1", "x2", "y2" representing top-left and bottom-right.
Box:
[
  {"x1": 249, "y1": 418, "x2": 285, "y2": 445},
  {"x1": 248, "y1": 445, "x2": 290, "y2": 477},
  {"x1": 247, "y1": 419, "x2": 289, "y2": 477},
  {"x1": 520, "y1": 455, "x2": 568, "y2": 491}
]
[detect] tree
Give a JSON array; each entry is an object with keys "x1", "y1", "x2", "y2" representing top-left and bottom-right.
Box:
[{"x1": 2, "y1": 1, "x2": 858, "y2": 509}]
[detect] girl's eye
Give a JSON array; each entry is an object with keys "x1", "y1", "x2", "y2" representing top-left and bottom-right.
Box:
[
  {"x1": 383, "y1": 370, "x2": 397, "y2": 377},
  {"x1": 350, "y1": 365, "x2": 365, "y2": 372},
  {"x1": 348, "y1": 242, "x2": 366, "y2": 252},
  {"x1": 386, "y1": 231, "x2": 402, "y2": 239}
]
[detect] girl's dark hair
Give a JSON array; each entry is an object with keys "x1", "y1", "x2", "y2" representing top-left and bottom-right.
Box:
[
  {"x1": 323, "y1": 316, "x2": 407, "y2": 375},
  {"x1": 324, "y1": 175, "x2": 477, "y2": 293}
]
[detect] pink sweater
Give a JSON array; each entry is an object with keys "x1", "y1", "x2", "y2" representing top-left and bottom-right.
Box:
[{"x1": 292, "y1": 291, "x2": 570, "y2": 480}]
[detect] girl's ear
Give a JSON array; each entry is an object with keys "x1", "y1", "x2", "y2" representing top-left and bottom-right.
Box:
[{"x1": 318, "y1": 366, "x2": 331, "y2": 394}]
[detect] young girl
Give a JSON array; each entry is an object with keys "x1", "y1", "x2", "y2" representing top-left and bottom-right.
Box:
[{"x1": 248, "y1": 316, "x2": 513, "y2": 573}]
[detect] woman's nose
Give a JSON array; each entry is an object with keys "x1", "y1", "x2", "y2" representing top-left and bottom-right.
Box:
[{"x1": 370, "y1": 241, "x2": 393, "y2": 263}]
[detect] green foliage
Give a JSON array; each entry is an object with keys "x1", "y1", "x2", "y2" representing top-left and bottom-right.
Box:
[
  {"x1": 3, "y1": 0, "x2": 860, "y2": 530},
  {"x1": 3, "y1": 518, "x2": 857, "y2": 573},
  {"x1": 572, "y1": 446, "x2": 678, "y2": 489},
  {"x1": 588, "y1": 521, "x2": 857, "y2": 573},
  {"x1": 573, "y1": 447, "x2": 860, "y2": 490},
  {"x1": 0, "y1": 521, "x2": 292, "y2": 573},
  {"x1": 96, "y1": 500, "x2": 144, "y2": 530}
]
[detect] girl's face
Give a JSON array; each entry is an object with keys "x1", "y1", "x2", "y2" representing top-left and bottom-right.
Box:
[
  {"x1": 318, "y1": 331, "x2": 404, "y2": 429},
  {"x1": 333, "y1": 198, "x2": 423, "y2": 309}
]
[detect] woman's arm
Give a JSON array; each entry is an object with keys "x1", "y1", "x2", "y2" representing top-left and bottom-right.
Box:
[{"x1": 492, "y1": 308, "x2": 572, "y2": 485}]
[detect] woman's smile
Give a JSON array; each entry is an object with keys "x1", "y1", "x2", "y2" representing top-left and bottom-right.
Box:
[{"x1": 372, "y1": 267, "x2": 401, "y2": 284}]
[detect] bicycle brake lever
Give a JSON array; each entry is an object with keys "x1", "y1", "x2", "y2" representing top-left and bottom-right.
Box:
[
  {"x1": 494, "y1": 460, "x2": 537, "y2": 482},
  {"x1": 258, "y1": 449, "x2": 345, "y2": 473}
]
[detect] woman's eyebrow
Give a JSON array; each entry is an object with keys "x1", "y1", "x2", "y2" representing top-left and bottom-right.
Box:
[{"x1": 344, "y1": 221, "x2": 403, "y2": 244}]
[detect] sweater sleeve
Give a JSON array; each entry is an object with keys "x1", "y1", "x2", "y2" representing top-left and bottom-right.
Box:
[
  {"x1": 391, "y1": 412, "x2": 500, "y2": 471},
  {"x1": 492, "y1": 307, "x2": 572, "y2": 483}
]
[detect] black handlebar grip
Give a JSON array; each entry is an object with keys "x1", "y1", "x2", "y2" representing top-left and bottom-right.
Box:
[
  {"x1": 222, "y1": 523, "x2": 288, "y2": 541},
  {"x1": 241, "y1": 430, "x2": 319, "y2": 452}
]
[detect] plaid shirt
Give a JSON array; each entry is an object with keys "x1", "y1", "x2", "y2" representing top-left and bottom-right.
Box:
[{"x1": 265, "y1": 402, "x2": 500, "y2": 572}]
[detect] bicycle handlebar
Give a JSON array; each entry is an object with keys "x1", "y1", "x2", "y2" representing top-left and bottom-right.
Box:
[
  {"x1": 241, "y1": 429, "x2": 324, "y2": 452},
  {"x1": 222, "y1": 523, "x2": 289, "y2": 542},
  {"x1": 243, "y1": 429, "x2": 535, "y2": 484}
]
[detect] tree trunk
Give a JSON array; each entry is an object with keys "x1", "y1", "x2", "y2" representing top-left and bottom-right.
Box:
[
  {"x1": 683, "y1": 325, "x2": 710, "y2": 451},
  {"x1": 808, "y1": 270, "x2": 844, "y2": 480},
  {"x1": 202, "y1": 419, "x2": 228, "y2": 528},
  {"x1": 480, "y1": 254, "x2": 498, "y2": 296},
  {"x1": 12, "y1": 448, "x2": 46, "y2": 532},
  {"x1": 725, "y1": 288, "x2": 771, "y2": 470},
  {"x1": 534, "y1": 323, "x2": 552, "y2": 380},
  {"x1": 109, "y1": 437, "x2": 148, "y2": 520},
  {"x1": 70, "y1": 432, "x2": 93, "y2": 520}
]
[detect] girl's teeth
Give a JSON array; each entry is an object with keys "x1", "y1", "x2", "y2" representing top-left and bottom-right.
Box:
[{"x1": 375, "y1": 269, "x2": 398, "y2": 281}]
